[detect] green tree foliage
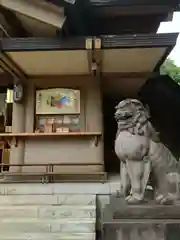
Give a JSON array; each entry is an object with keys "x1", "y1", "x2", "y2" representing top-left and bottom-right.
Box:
[{"x1": 160, "y1": 59, "x2": 180, "y2": 84}]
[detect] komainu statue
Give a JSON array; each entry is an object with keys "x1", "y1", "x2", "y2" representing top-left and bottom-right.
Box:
[{"x1": 114, "y1": 99, "x2": 180, "y2": 205}]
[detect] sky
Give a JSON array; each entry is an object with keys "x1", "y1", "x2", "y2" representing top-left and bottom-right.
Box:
[{"x1": 158, "y1": 11, "x2": 180, "y2": 66}]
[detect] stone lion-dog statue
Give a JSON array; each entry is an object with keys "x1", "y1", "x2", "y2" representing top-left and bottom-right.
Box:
[{"x1": 115, "y1": 99, "x2": 180, "y2": 204}]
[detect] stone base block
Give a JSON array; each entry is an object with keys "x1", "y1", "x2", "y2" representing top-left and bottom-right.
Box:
[{"x1": 102, "y1": 196, "x2": 180, "y2": 240}]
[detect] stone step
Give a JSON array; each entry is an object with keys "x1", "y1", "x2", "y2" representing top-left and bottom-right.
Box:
[
  {"x1": 0, "y1": 183, "x2": 107, "y2": 195},
  {"x1": 0, "y1": 205, "x2": 96, "y2": 218},
  {"x1": 0, "y1": 218, "x2": 95, "y2": 233},
  {"x1": 0, "y1": 195, "x2": 96, "y2": 205},
  {"x1": 0, "y1": 232, "x2": 95, "y2": 240}
]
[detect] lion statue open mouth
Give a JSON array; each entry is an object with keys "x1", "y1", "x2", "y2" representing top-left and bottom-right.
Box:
[{"x1": 114, "y1": 99, "x2": 179, "y2": 204}]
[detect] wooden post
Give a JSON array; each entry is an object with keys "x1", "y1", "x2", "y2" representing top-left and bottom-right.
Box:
[{"x1": 9, "y1": 85, "x2": 25, "y2": 172}]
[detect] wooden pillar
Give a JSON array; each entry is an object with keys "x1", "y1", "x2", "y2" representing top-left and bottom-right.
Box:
[
  {"x1": 85, "y1": 78, "x2": 104, "y2": 169},
  {"x1": 86, "y1": 79, "x2": 103, "y2": 132},
  {"x1": 25, "y1": 82, "x2": 35, "y2": 132},
  {"x1": 9, "y1": 90, "x2": 25, "y2": 172}
]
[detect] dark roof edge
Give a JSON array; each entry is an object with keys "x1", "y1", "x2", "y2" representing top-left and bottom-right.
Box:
[
  {"x1": 46, "y1": 0, "x2": 180, "y2": 8},
  {"x1": 1, "y1": 37, "x2": 87, "y2": 52},
  {"x1": 0, "y1": 33, "x2": 178, "y2": 52},
  {"x1": 101, "y1": 33, "x2": 179, "y2": 49},
  {"x1": 90, "y1": 0, "x2": 180, "y2": 7}
]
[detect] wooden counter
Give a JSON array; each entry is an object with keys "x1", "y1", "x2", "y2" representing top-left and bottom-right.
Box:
[
  {"x1": 0, "y1": 132, "x2": 101, "y2": 137},
  {"x1": 0, "y1": 132, "x2": 102, "y2": 147}
]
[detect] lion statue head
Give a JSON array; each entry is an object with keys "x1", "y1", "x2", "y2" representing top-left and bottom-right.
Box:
[{"x1": 114, "y1": 99, "x2": 151, "y2": 134}]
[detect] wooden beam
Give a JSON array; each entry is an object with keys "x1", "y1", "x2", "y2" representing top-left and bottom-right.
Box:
[
  {"x1": 0, "y1": 13, "x2": 12, "y2": 37},
  {"x1": 25, "y1": 72, "x2": 159, "y2": 80},
  {"x1": 0, "y1": 53, "x2": 28, "y2": 83},
  {"x1": 0, "y1": 72, "x2": 13, "y2": 87},
  {"x1": 0, "y1": 0, "x2": 65, "y2": 29},
  {"x1": 103, "y1": 72, "x2": 160, "y2": 79},
  {"x1": 0, "y1": 6, "x2": 29, "y2": 37}
]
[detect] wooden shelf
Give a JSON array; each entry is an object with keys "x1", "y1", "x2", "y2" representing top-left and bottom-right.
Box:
[
  {"x1": 0, "y1": 132, "x2": 101, "y2": 137},
  {"x1": 0, "y1": 132, "x2": 102, "y2": 147}
]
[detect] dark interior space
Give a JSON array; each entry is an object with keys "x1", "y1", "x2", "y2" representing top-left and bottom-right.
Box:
[
  {"x1": 103, "y1": 94, "x2": 124, "y2": 173},
  {"x1": 103, "y1": 75, "x2": 180, "y2": 173},
  {"x1": 139, "y1": 75, "x2": 180, "y2": 159},
  {"x1": 5, "y1": 103, "x2": 12, "y2": 128},
  {"x1": 0, "y1": 148, "x2": 3, "y2": 172}
]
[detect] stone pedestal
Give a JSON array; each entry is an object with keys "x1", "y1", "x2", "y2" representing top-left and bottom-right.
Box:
[
  {"x1": 101, "y1": 196, "x2": 180, "y2": 240},
  {"x1": 105, "y1": 223, "x2": 180, "y2": 240}
]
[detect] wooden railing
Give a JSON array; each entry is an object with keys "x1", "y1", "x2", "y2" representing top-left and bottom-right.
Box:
[{"x1": 0, "y1": 163, "x2": 107, "y2": 183}]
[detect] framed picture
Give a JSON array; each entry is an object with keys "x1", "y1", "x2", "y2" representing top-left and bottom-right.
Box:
[{"x1": 36, "y1": 88, "x2": 80, "y2": 115}]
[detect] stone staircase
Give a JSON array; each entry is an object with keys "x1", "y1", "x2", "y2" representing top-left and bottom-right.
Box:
[{"x1": 0, "y1": 185, "x2": 96, "y2": 240}]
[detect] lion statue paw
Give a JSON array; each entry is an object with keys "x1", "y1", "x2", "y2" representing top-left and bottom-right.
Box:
[
  {"x1": 125, "y1": 194, "x2": 144, "y2": 204},
  {"x1": 155, "y1": 194, "x2": 174, "y2": 205}
]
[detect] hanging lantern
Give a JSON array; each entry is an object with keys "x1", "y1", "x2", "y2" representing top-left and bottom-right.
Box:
[{"x1": 13, "y1": 83, "x2": 24, "y2": 103}]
